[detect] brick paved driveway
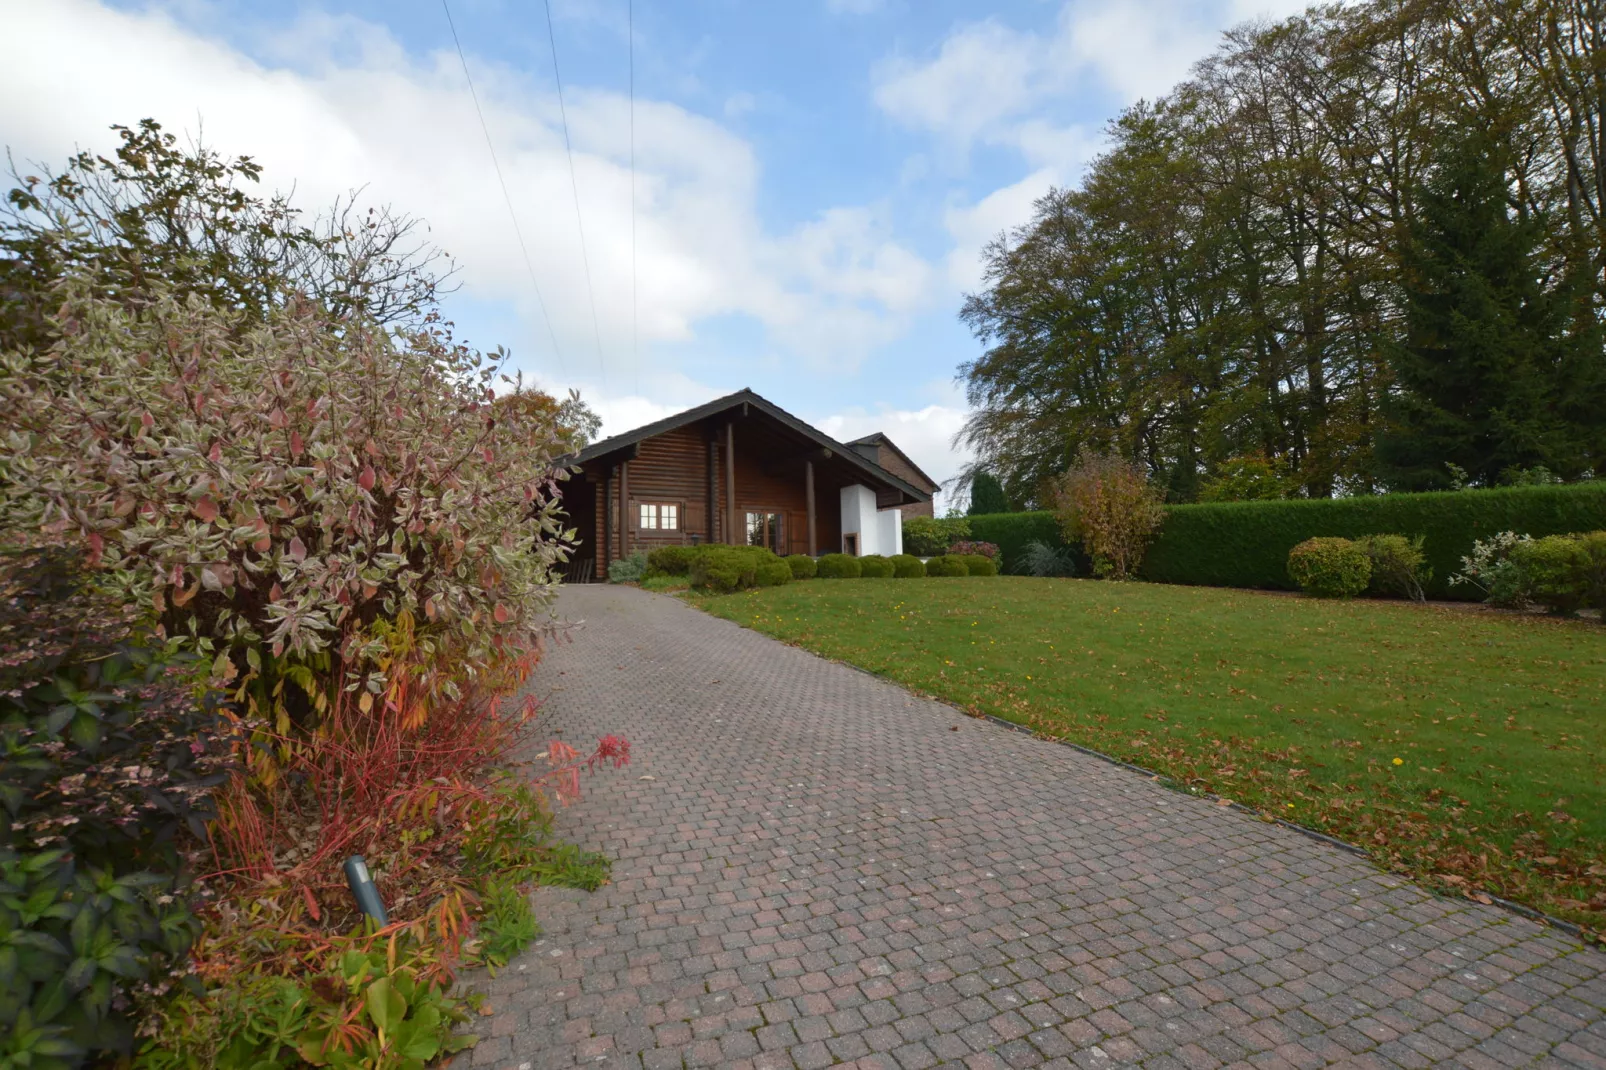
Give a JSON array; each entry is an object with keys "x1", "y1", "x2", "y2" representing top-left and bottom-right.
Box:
[{"x1": 461, "y1": 585, "x2": 1606, "y2": 1070}]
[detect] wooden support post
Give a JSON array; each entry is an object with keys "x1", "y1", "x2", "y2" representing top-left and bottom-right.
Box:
[
  {"x1": 707, "y1": 438, "x2": 718, "y2": 543},
  {"x1": 724, "y1": 423, "x2": 737, "y2": 545},
  {"x1": 805, "y1": 459, "x2": 816, "y2": 557},
  {"x1": 619, "y1": 460, "x2": 630, "y2": 559},
  {"x1": 602, "y1": 471, "x2": 612, "y2": 576}
]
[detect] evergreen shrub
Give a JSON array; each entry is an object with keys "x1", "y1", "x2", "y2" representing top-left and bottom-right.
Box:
[
  {"x1": 890, "y1": 554, "x2": 925, "y2": 578},
  {"x1": 1287, "y1": 538, "x2": 1371, "y2": 598},
  {"x1": 816, "y1": 554, "x2": 862, "y2": 579},
  {"x1": 785, "y1": 554, "x2": 817, "y2": 580},
  {"x1": 924, "y1": 555, "x2": 969, "y2": 577},
  {"x1": 858, "y1": 555, "x2": 894, "y2": 578}
]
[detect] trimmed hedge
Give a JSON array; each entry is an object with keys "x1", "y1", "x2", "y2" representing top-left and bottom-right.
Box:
[
  {"x1": 754, "y1": 561, "x2": 793, "y2": 587},
  {"x1": 816, "y1": 553, "x2": 862, "y2": 579},
  {"x1": 967, "y1": 483, "x2": 1606, "y2": 600},
  {"x1": 785, "y1": 554, "x2": 817, "y2": 580},
  {"x1": 859, "y1": 554, "x2": 894, "y2": 578},
  {"x1": 889, "y1": 554, "x2": 925, "y2": 578},
  {"x1": 964, "y1": 512, "x2": 1082, "y2": 574},
  {"x1": 688, "y1": 545, "x2": 783, "y2": 592},
  {"x1": 957, "y1": 554, "x2": 998, "y2": 577},
  {"x1": 924, "y1": 555, "x2": 969, "y2": 577},
  {"x1": 646, "y1": 546, "x2": 699, "y2": 576}
]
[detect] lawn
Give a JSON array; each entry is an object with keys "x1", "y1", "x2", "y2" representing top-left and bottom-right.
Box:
[{"x1": 694, "y1": 576, "x2": 1606, "y2": 933}]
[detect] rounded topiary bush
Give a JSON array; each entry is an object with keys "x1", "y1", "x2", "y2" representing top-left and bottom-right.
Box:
[
  {"x1": 890, "y1": 554, "x2": 925, "y2": 578},
  {"x1": 1287, "y1": 537, "x2": 1371, "y2": 598},
  {"x1": 647, "y1": 546, "x2": 697, "y2": 576},
  {"x1": 785, "y1": 554, "x2": 817, "y2": 580},
  {"x1": 816, "y1": 553, "x2": 862, "y2": 579},
  {"x1": 699, "y1": 565, "x2": 741, "y2": 593},
  {"x1": 925, "y1": 555, "x2": 968, "y2": 577},
  {"x1": 754, "y1": 561, "x2": 793, "y2": 587},
  {"x1": 958, "y1": 554, "x2": 997, "y2": 576},
  {"x1": 858, "y1": 554, "x2": 894, "y2": 578}
]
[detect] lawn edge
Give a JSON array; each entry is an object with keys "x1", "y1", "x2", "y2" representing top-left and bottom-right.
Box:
[{"x1": 688, "y1": 593, "x2": 1594, "y2": 946}]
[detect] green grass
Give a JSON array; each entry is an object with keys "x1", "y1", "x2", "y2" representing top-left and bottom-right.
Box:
[{"x1": 694, "y1": 576, "x2": 1606, "y2": 933}]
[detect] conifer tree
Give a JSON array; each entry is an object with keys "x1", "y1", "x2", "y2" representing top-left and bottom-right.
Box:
[{"x1": 1378, "y1": 126, "x2": 1595, "y2": 488}]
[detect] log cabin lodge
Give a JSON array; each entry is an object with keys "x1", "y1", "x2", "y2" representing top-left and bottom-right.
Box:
[{"x1": 559, "y1": 389, "x2": 938, "y2": 582}]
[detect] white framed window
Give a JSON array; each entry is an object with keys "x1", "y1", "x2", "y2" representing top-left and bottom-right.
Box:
[{"x1": 637, "y1": 502, "x2": 679, "y2": 531}]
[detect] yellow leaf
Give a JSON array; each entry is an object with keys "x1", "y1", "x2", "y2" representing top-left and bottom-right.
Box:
[{"x1": 359, "y1": 691, "x2": 373, "y2": 714}]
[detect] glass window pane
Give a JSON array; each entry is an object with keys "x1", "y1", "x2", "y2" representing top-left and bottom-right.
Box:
[
  {"x1": 662, "y1": 504, "x2": 678, "y2": 530},
  {"x1": 639, "y1": 503, "x2": 656, "y2": 529}
]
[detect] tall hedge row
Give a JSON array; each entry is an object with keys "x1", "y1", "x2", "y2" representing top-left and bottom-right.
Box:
[
  {"x1": 966, "y1": 482, "x2": 1606, "y2": 599},
  {"x1": 964, "y1": 512, "x2": 1076, "y2": 574}
]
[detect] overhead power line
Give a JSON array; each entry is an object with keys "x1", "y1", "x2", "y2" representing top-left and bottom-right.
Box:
[
  {"x1": 440, "y1": 0, "x2": 565, "y2": 376},
  {"x1": 541, "y1": 0, "x2": 609, "y2": 387}
]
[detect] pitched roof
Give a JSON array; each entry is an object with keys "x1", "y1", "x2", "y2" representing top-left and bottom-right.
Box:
[
  {"x1": 572, "y1": 388, "x2": 932, "y2": 502},
  {"x1": 846, "y1": 432, "x2": 939, "y2": 491}
]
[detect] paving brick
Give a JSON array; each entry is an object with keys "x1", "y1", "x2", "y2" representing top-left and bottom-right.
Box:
[{"x1": 456, "y1": 586, "x2": 1606, "y2": 1069}]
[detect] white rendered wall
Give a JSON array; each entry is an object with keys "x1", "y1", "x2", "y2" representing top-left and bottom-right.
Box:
[
  {"x1": 839, "y1": 484, "x2": 877, "y2": 554},
  {"x1": 876, "y1": 508, "x2": 903, "y2": 556}
]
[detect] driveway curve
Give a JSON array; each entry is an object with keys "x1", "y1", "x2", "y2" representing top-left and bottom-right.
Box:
[{"x1": 463, "y1": 584, "x2": 1605, "y2": 1070}]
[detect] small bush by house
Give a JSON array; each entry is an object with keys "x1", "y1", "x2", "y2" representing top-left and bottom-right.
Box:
[
  {"x1": 816, "y1": 553, "x2": 862, "y2": 579},
  {"x1": 890, "y1": 554, "x2": 926, "y2": 578},
  {"x1": 609, "y1": 550, "x2": 649, "y2": 583},
  {"x1": 754, "y1": 561, "x2": 793, "y2": 587},
  {"x1": 924, "y1": 555, "x2": 969, "y2": 577},
  {"x1": 1287, "y1": 537, "x2": 1371, "y2": 598},
  {"x1": 785, "y1": 554, "x2": 818, "y2": 580},
  {"x1": 646, "y1": 546, "x2": 699, "y2": 576},
  {"x1": 859, "y1": 554, "x2": 895, "y2": 578},
  {"x1": 958, "y1": 554, "x2": 998, "y2": 576},
  {"x1": 689, "y1": 546, "x2": 782, "y2": 591}
]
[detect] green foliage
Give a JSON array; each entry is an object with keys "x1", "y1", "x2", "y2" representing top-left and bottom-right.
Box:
[
  {"x1": 753, "y1": 562, "x2": 793, "y2": 587},
  {"x1": 1360, "y1": 535, "x2": 1430, "y2": 601},
  {"x1": 1379, "y1": 124, "x2": 1604, "y2": 489},
  {"x1": 1450, "y1": 531, "x2": 1535, "y2": 607},
  {"x1": 135, "y1": 931, "x2": 476, "y2": 1070},
  {"x1": 889, "y1": 555, "x2": 925, "y2": 578},
  {"x1": 1511, "y1": 532, "x2": 1606, "y2": 618},
  {"x1": 784, "y1": 554, "x2": 817, "y2": 580},
  {"x1": 857, "y1": 555, "x2": 894, "y2": 578},
  {"x1": 0, "y1": 551, "x2": 226, "y2": 1065},
  {"x1": 1287, "y1": 538, "x2": 1372, "y2": 598},
  {"x1": 963, "y1": 512, "x2": 1070, "y2": 573},
  {"x1": 1012, "y1": 540, "x2": 1078, "y2": 578},
  {"x1": 924, "y1": 556, "x2": 969, "y2": 578},
  {"x1": 1146, "y1": 482, "x2": 1606, "y2": 598},
  {"x1": 1197, "y1": 455, "x2": 1291, "y2": 502},
  {"x1": 687, "y1": 546, "x2": 781, "y2": 592},
  {"x1": 901, "y1": 516, "x2": 970, "y2": 557},
  {"x1": 474, "y1": 877, "x2": 541, "y2": 971},
  {"x1": 645, "y1": 546, "x2": 698, "y2": 576},
  {"x1": 967, "y1": 472, "x2": 1011, "y2": 515},
  {"x1": 815, "y1": 554, "x2": 862, "y2": 579},
  {"x1": 607, "y1": 551, "x2": 649, "y2": 584},
  {"x1": 956, "y1": 554, "x2": 998, "y2": 577}
]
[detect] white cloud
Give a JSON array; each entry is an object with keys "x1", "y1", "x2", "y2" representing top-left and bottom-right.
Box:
[
  {"x1": 814, "y1": 383, "x2": 973, "y2": 513},
  {"x1": 0, "y1": 0, "x2": 934, "y2": 396}
]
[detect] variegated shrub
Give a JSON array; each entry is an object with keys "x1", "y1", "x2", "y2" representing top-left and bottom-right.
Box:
[{"x1": 2, "y1": 281, "x2": 574, "y2": 711}]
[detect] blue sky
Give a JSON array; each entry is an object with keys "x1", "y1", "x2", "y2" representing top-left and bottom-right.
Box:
[{"x1": 3, "y1": 0, "x2": 1304, "y2": 508}]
